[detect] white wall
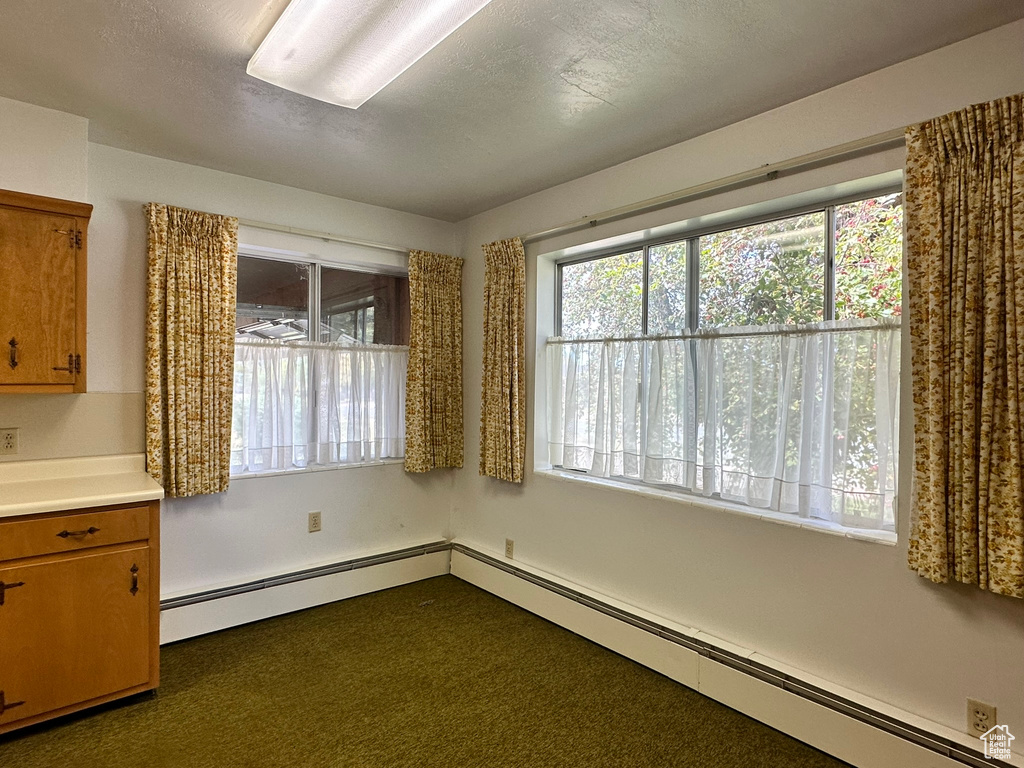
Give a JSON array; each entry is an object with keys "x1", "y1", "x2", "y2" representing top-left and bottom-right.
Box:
[
  {"x1": 0, "y1": 124, "x2": 461, "y2": 596},
  {"x1": 453, "y1": 19, "x2": 1024, "y2": 742},
  {"x1": 0, "y1": 95, "x2": 88, "y2": 201}
]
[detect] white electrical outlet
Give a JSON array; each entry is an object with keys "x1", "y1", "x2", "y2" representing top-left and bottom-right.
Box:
[
  {"x1": 308, "y1": 511, "x2": 322, "y2": 533},
  {"x1": 505, "y1": 538, "x2": 514, "y2": 559},
  {"x1": 0, "y1": 428, "x2": 18, "y2": 456},
  {"x1": 967, "y1": 698, "x2": 997, "y2": 737}
]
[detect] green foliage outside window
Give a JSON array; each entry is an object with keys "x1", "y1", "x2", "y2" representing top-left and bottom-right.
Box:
[
  {"x1": 834, "y1": 194, "x2": 903, "y2": 320},
  {"x1": 699, "y1": 212, "x2": 825, "y2": 328},
  {"x1": 555, "y1": 193, "x2": 902, "y2": 524},
  {"x1": 558, "y1": 193, "x2": 903, "y2": 337},
  {"x1": 560, "y1": 250, "x2": 643, "y2": 338}
]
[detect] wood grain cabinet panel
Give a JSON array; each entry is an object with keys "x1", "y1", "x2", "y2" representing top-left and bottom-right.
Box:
[
  {"x1": 0, "y1": 547, "x2": 151, "y2": 725},
  {"x1": 0, "y1": 188, "x2": 91, "y2": 393},
  {"x1": 0, "y1": 500, "x2": 159, "y2": 734}
]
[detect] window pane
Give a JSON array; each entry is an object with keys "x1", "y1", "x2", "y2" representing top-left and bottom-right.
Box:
[
  {"x1": 648, "y1": 240, "x2": 688, "y2": 334},
  {"x1": 320, "y1": 266, "x2": 409, "y2": 345},
  {"x1": 560, "y1": 250, "x2": 643, "y2": 339},
  {"x1": 834, "y1": 194, "x2": 903, "y2": 320},
  {"x1": 236, "y1": 256, "x2": 310, "y2": 340},
  {"x1": 699, "y1": 213, "x2": 825, "y2": 327}
]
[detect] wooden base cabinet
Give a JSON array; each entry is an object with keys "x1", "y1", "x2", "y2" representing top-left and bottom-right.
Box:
[{"x1": 0, "y1": 501, "x2": 159, "y2": 734}]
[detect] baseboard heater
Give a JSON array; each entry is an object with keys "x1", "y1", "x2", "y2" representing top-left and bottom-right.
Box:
[
  {"x1": 158, "y1": 540, "x2": 1008, "y2": 768},
  {"x1": 450, "y1": 544, "x2": 1009, "y2": 768},
  {"x1": 160, "y1": 540, "x2": 451, "y2": 611}
]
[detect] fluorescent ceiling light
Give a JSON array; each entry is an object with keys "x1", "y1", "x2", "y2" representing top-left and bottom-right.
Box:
[{"x1": 248, "y1": 0, "x2": 494, "y2": 109}]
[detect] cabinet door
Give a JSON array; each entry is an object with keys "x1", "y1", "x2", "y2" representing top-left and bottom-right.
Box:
[
  {"x1": 0, "y1": 206, "x2": 78, "y2": 385},
  {"x1": 0, "y1": 546, "x2": 151, "y2": 726}
]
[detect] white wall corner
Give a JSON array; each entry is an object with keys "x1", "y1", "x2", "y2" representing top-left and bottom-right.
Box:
[
  {"x1": 160, "y1": 548, "x2": 450, "y2": 644},
  {"x1": 0, "y1": 96, "x2": 88, "y2": 201}
]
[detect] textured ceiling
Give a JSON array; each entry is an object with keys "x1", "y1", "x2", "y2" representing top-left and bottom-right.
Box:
[{"x1": 1, "y1": 0, "x2": 1023, "y2": 221}]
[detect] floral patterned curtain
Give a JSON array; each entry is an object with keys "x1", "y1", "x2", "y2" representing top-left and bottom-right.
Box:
[
  {"x1": 479, "y1": 238, "x2": 527, "y2": 483},
  {"x1": 145, "y1": 203, "x2": 238, "y2": 497},
  {"x1": 906, "y1": 93, "x2": 1024, "y2": 597},
  {"x1": 405, "y1": 250, "x2": 464, "y2": 472}
]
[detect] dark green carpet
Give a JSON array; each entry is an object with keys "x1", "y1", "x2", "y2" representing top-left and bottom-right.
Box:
[{"x1": 0, "y1": 575, "x2": 848, "y2": 767}]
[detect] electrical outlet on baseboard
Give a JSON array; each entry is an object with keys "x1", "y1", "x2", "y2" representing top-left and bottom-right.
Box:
[
  {"x1": 505, "y1": 539, "x2": 514, "y2": 559},
  {"x1": 967, "y1": 698, "x2": 997, "y2": 737},
  {"x1": 0, "y1": 428, "x2": 18, "y2": 455}
]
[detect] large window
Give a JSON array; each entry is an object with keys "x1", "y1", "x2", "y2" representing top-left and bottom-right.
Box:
[
  {"x1": 232, "y1": 254, "x2": 410, "y2": 475},
  {"x1": 549, "y1": 192, "x2": 902, "y2": 531}
]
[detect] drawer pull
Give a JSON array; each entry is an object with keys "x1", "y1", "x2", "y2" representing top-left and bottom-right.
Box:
[
  {"x1": 130, "y1": 564, "x2": 139, "y2": 596},
  {"x1": 0, "y1": 691, "x2": 25, "y2": 717},
  {"x1": 56, "y1": 526, "x2": 100, "y2": 539},
  {"x1": 0, "y1": 580, "x2": 24, "y2": 606},
  {"x1": 7, "y1": 338, "x2": 16, "y2": 370}
]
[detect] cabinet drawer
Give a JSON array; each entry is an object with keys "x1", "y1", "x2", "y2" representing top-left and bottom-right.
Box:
[{"x1": 0, "y1": 505, "x2": 149, "y2": 561}]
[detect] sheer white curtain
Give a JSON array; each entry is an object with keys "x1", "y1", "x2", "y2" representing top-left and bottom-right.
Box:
[
  {"x1": 232, "y1": 340, "x2": 407, "y2": 474},
  {"x1": 232, "y1": 341, "x2": 313, "y2": 473},
  {"x1": 548, "y1": 340, "x2": 643, "y2": 478},
  {"x1": 548, "y1": 318, "x2": 900, "y2": 530},
  {"x1": 313, "y1": 344, "x2": 407, "y2": 464}
]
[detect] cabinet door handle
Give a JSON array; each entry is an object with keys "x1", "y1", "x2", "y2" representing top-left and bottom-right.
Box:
[
  {"x1": 7, "y1": 338, "x2": 16, "y2": 370},
  {"x1": 0, "y1": 691, "x2": 25, "y2": 717},
  {"x1": 130, "y1": 564, "x2": 139, "y2": 596},
  {"x1": 56, "y1": 526, "x2": 100, "y2": 539},
  {"x1": 0, "y1": 580, "x2": 24, "y2": 606}
]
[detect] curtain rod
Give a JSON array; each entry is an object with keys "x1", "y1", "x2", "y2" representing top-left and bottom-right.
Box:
[
  {"x1": 235, "y1": 338, "x2": 410, "y2": 351},
  {"x1": 237, "y1": 218, "x2": 410, "y2": 255},
  {"x1": 521, "y1": 128, "x2": 907, "y2": 246},
  {"x1": 546, "y1": 318, "x2": 902, "y2": 345}
]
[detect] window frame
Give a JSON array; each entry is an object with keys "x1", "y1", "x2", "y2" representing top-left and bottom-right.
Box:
[
  {"x1": 555, "y1": 184, "x2": 903, "y2": 338},
  {"x1": 231, "y1": 249, "x2": 410, "y2": 477},
  {"x1": 547, "y1": 184, "x2": 904, "y2": 537},
  {"x1": 236, "y1": 249, "x2": 409, "y2": 343}
]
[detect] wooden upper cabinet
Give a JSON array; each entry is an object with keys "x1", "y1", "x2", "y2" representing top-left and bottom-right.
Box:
[{"x1": 0, "y1": 189, "x2": 91, "y2": 393}]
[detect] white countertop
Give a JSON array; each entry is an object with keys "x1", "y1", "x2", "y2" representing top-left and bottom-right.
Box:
[{"x1": 0, "y1": 454, "x2": 164, "y2": 518}]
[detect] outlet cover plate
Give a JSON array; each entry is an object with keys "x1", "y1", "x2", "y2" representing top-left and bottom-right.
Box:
[
  {"x1": 505, "y1": 538, "x2": 514, "y2": 559},
  {"x1": 308, "y1": 511, "x2": 322, "y2": 533},
  {"x1": 967, "y1": 698, "x2": 997, "y2": 737},
  {"x1": 0, "y1": 428, "x2": 18, "y2": 456}
]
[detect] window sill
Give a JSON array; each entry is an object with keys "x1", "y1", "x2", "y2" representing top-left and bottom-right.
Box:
[
  {"x1": 230, "y1": 458, "x2": 405, "y2": 481},
  {"x1": 534, "y1": 467, "x2": 897, "y2": 546}
]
